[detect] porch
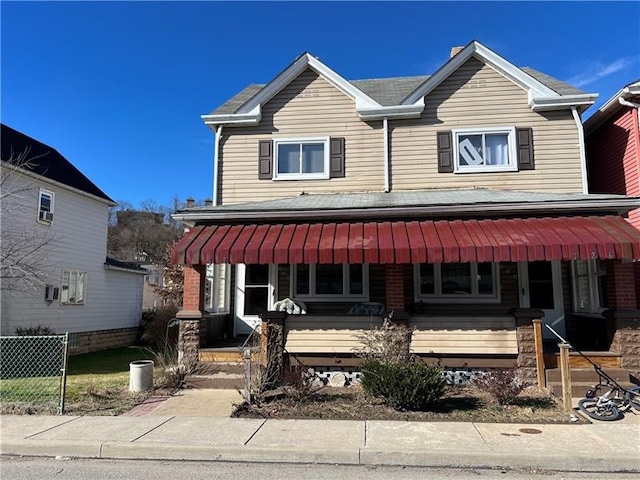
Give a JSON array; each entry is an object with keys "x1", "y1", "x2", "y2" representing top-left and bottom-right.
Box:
[{"x1": 172, "y1": 213, "x2": 640, "y2": 383}]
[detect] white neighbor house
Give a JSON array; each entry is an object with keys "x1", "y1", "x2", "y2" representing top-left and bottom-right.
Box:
[{"x1": 1, "y1": 124, "x2": 147, "y2": 353}]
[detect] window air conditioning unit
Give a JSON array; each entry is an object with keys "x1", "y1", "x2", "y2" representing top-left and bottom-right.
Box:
[
  {"x1": 44, "y1": 285, "x2": 59, "y2": 301},
  {"x1": 39, "y1": 211, "x2": 54, "y2": 222}
]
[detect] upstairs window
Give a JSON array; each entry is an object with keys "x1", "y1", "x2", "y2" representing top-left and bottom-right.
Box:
[
  {"x1": 292, "y1": 264, "x2": 368, "y2": 301},
  {"x1": 414, "y1": 262, "x2": 500, "y2": 303},
  {"x1": 274, "y1": 138, "x2": 330, "y2": 180},
  {"x1": 258, "y1": 137, "x2": 345, "y2": 180},
  {"x1": 38, "y1": 189, "x2": 55, "y2": 224},
  {"x1": 61, "y1": 270, "x2": 86, "y2": 305},
  {"x1": 437, "y1": 128, "x2": 534, "y2": 173},
  {"x1": 453, "y1": 127, "x2": 517, "y2": 173}
]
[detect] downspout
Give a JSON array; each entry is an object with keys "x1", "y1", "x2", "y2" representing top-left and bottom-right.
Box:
[
  {"x1": 212, "y1": 125, "x2": 223, "y2": 206},
  {"x1": 383, "y1": 117, "x2": 390, "y2": 192},
  {"x1": 571, "y1": 107, "x2": 589, "y2": 194}
]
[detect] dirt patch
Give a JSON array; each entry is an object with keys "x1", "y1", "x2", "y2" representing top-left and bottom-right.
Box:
[{"x1": 233, "y1": 384, "x2": 584, "y2": 424}]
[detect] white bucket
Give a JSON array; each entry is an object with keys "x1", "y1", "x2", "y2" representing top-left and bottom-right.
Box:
[{"x1": 129, "y1": 360, "x2": 154, "y2": 392}]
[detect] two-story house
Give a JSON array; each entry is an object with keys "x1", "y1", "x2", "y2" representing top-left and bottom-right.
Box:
[
  {"x1": 1, "y1": 124, "x2": 147, "y2": 354},
  {"x1": 172, "y1": 41, "x2": 640, "y2": 382},
  {"x1": 584, "y1": 80, "x2": 640, "y2": 307}
]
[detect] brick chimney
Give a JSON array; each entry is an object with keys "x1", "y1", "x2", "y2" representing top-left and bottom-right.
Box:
[{"x1": 450, "y1": 46, "x2": 464, "y2": 58}]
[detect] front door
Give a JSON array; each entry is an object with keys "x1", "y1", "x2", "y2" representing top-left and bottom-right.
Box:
[
  {"x1": 518, "y1": 261, "x2": 565, "y2": 340},
  {"x1": 234, "y1": 264, "x2": 274, "y2": 336}
]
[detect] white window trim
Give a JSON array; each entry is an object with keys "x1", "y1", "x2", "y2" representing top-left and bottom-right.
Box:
[
  {"x1": 571, "y1": 259, "x2": 606, "y2": 315},
  {"x1": 291, "y1": 264, "x2": 369, "y2": 302},
  {"x1": 60, "y1": 269, "x2": 87, "y2": 306},
  {"x1": 205, "y1": 263, "x2": 231, "y2": 314},
  {"x1": 273, "y1": 137, "x2": 330, "y2": 180},
  {"x1": 452, "y1": 126, "x2": 518, "y2": 174},
  {"x1": 38, "y1": 188, "x2": 55, "y2": 224},
  {"x1": 413, "y1": 263, "x2": 501, "y2": 304}
]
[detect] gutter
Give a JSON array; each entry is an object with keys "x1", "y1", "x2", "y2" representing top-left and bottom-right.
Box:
[
  {"x1": 529, "y1": 94, "x2": 597, "y2": 112},
  {"x1": 383, "y1": 117, "x2": 390, "y2": 192},
  {"x1": 571, "y1": 106, "x2": 589, "y2": 194},
  {"x1": 212, "y1": 125, "x2": 223, "y2": 206},
  {"x1": 172, "y1": 198, "x2": 640, "y2": 224}
]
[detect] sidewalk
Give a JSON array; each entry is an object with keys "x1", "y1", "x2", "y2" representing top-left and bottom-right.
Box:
[{"x1": 1, "y1": 391, "x2": 639, "y2": 473}]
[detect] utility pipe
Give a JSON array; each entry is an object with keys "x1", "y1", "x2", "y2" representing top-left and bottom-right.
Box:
[
  {"x1": 571, "y1": 107, "x2": 589, "y2": 194},
  {"x1": 383, "y1": 117, "x2": 390, "y2": 192},
  {"x1": 212, "y1": 125, "x2": 223, "y2": 206}
]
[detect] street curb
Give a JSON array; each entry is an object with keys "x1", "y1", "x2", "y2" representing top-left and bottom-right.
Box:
[{"x1": 3, "y1": 439, "x2": 639, "y2": 472}]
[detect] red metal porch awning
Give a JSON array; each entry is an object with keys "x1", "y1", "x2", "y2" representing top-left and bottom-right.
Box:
[{"x1": 172, "y1": 216, "x2": 640, "y2": 265}]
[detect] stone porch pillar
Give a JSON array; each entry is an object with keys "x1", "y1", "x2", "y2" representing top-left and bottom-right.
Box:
[
  {"x1": 605, "y1": 260, "x2": 640, "y2": 377},
  {"x1": 512, "y1": 308, "x2": 545, "y2": 384},
  {"x1": 260, "y1": 312, "x2": 286, "y2": 388},
  {"x1": 177, "y1": 264, "x2": 208, "y2": 366}
]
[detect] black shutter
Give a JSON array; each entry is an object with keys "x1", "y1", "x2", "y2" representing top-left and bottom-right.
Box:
[
  {"x1": 516, "y1": 128, "x2": 534, "y2": 170},
  {"x1": 437, "y1": 131, "x2": 454, "y2": 173},
  {"x1": 258, "y1": 140, "x2": 273, "y2": 179},
  {"x1": 329, "y1": 137, "x2": 345, "y2": 178}
]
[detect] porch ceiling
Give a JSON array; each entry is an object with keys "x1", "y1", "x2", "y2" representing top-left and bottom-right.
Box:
[{"x1": 171, "y1": 215, "x2": 640, "y2": 266}]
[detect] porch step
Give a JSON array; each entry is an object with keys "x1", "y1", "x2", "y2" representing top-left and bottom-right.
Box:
[
  {"x1": 546, "y1": 367, "x2": 634, "y2": 397},
  {"x1": 184, "y1": 362, "x2": 245, "y2": 390},
  {"x1": 543, "y1": 351, "x2": 622, "y2": 370}
]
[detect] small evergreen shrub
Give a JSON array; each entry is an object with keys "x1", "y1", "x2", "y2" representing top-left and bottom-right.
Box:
[
  {"x1": 472, "y1": 368, "x2": 528, "y2": 405},
  {"x1": 361, "y1": 359, "x2": 446, "y2": 411}
]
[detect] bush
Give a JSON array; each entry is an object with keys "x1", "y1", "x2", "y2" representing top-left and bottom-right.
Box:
[
  {"x1": 353, "y1": 315, "x2": 413, "y2": 363},
  {"x1": 361, "y1": 359, "x2": 446, "y2": 411},
  {"x1": 15, "y1": 325, "x2": 55, "y2": 336},
  {"x1": 472, "y1": 368, "x2": 528, "y2": 406},
  {"x1": 140, "y1": 305, "x2": 179, "y2": 348},
  {"x1": 281, "y1": 364, "x2": 321, "y2": 402}
]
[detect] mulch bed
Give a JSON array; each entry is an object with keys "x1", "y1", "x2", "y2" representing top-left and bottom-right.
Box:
[{"x1": 233, "y1": 384, "x2": 586, "y2": 424}]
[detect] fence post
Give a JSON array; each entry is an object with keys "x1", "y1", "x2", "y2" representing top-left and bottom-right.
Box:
[
  {"x1": 59, "y1": 333, "x2": 70, "y2": 415},
  {"x1": 532, "y1": 319, "x2": 545, "y2": 392},
  {"x1": 558, "y1": 342, "x2": 573, "y2": 412}
]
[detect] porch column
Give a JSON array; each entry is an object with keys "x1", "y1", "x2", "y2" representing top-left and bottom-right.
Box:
[
  {"x1": 605, "y1": 261, "x2": 640, "y2": 377},
  {"x1": 512, "y1": 308, "x2": 545, "y2": 384},
  {"x1": 385, "y1": 264, "x2": 406, "y2": 311},
  {"x1": 177, "y1": 264, "x2": 208, "y2": 366}
]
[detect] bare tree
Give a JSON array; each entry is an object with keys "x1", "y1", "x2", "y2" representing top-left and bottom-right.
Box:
[{"x1": 1, "y1": 149, "x2": 59, "y2": 294}]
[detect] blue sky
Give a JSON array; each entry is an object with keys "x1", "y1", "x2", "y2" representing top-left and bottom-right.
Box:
[{"x1": 2, "y1": 1, "x2": 639, "y2": 209}]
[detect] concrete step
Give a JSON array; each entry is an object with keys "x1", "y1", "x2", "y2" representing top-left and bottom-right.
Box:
[
  {"x1": 185, "y1": 362, "x2": 246, "y2": 390},
  {"x1": 546, "y1": 367, "x2": 635, "y2": 398},
  {"x1": 546, "y1": 367, "x2": 631, "y2": 384}
]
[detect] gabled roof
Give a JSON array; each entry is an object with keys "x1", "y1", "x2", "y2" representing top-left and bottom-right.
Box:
[
  {"x1": 584, "y1": 79, "x2": 640, "y2": 134},
  {"x1": 1, "y1": 123, "x2": 114, "y2": 204},
  {"x1": 203, "y1": 40, "x2": 596, "y2": 126}
]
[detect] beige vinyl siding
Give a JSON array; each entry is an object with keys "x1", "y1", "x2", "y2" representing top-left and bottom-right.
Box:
[
  {"x1": 283, "y1": 315, "x2": 517, "y2": 355},
  {"x1": 410, "y1": 317, "x2": 518, "y2": 354},
  {"x1": 220, "y1": 69, "x2": 384, "y2": 205},
  {"x1": 391, "y1": 57, "x2": 583, "y2": 193}
]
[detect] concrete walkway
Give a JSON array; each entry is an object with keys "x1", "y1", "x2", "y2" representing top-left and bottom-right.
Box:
[{"x1": 1, "y1": 390, "x2": 639, "y2": 473}]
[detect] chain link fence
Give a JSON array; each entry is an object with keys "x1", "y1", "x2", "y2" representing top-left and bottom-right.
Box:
[{"x1": 0, "y1": 333, "x2": 69, "y2": 414}]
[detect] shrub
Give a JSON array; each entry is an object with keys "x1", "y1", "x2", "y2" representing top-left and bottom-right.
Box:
[
  {"x1": 472, "y1": 368, "x2": 528, "y2": 406},
  {"x1": 140, "y1": 305, "x2": 179, "y2": 348},
  {"x1": 361, "y1": 359, "x2": 446, "y2": 411},
  {"x1": 281, "y1": 364, "x2": 321, "y2": 402},
  {"x1": 15, "y1": 325, "x2": 55, "y2": 336},
  {"x1": 353, "y1": 314, "x2": 413, "y2": 364}
]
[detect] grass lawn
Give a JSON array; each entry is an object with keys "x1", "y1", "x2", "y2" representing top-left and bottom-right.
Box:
[{"x1": 1, "y1": 346, "x2": 163, "y2": 416}]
